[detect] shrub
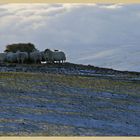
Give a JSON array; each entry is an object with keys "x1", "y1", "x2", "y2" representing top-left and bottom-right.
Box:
[{"x1": 4, "y1": 43, "x2": 37, "y2": 53}]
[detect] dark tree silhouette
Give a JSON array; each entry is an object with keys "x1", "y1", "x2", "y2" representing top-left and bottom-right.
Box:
[{"x1": 4, "y1": 43, "x2": 37, "y2": 53}]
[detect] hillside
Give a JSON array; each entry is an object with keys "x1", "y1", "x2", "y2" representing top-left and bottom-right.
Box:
[
  {"x1": 0, "y1": 62, "x2": 140, "y2": 78},
  {"x1": 0, "y1": 63, "x2": 140, "y2": 136}
]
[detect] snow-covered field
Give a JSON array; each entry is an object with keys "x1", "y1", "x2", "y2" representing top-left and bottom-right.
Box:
[{"x1": 0, "y1": 72, "x2": 140, "y2": 136}]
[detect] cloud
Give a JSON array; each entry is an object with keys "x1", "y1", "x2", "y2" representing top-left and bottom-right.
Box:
[
  {"x1": 0, "y1": 3, "x2": 140, "y2": 72},
  {"x1": 100, "y1": 3, "x2": 123, "y2": 9}
]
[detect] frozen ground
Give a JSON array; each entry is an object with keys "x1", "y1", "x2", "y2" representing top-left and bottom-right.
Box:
[{"x1": 0, "y1": 70, "x2": 139, "y2": 136}]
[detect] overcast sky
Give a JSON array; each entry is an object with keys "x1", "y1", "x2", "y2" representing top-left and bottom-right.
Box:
[{"x1": 0, "y1": 3, "x2": 140, "y2": 71}]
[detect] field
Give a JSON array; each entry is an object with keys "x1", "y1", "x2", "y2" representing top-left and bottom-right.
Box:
[{"x1": 0, "y1": 70, "x2": 140, "y2": 136}]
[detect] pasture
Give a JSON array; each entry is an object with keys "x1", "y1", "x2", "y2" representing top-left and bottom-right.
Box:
[{"x1": 0, "y1": 72, "x2": 140, "y2": 136}]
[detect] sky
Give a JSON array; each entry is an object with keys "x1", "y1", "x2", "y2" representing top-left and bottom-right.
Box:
[{"x1": 0, "y1": 3, "x2": 140, "y2": 72}]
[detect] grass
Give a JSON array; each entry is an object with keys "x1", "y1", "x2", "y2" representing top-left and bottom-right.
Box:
[
  {"x1": 0, "y1": 72, "x2": 140, "y2": 135},
  {"x1": 0, "y1": 72, "x2": 139, "y2": 96}
]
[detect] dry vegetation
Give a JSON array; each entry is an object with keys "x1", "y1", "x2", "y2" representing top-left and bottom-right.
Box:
[{"x1": 0, "y1": 72, "x2": 140, "y2": 136}]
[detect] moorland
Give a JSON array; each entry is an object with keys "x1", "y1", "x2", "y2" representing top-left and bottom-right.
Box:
[{"x1": 0, "y1": 63, "x2": 140, "y2": 136}]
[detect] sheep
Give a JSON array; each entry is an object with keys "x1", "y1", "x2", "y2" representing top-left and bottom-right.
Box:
[
  {"x1": 0, "y1": 53, "x2": 7, "y2": 63},
  {"x1": 44, "y1": 49, "x2": 66, "y2": 63},
  {"x1": 16, "y1": 50, "x2": 28, "y2": 64},
  {"x1": 2, "y1": 47, "x2": 66, "y2": 64},
  {"x1": 6, "y1": 52, "x2": 17, "y2": 63},
  {"x1": 43, "y1": 49, "x2": 53, "y2": 63},
  {"x1": 30, "y1": 50, "x2": 42, "y2": 64},
  {"x1": 40, "y1": 51, "x2": 46, "y2": 62}
]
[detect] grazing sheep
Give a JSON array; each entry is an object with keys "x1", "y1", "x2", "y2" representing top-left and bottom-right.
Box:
[
  {"x1": 44, "y1": 49, "x2": 66, "y2": 63},
  {"x1": 30, "y1": 50, "x2": 42, "y2": 64},
  {"x1": 16, "y1": 50, "x2": 28, "y2": 64},
  {"x1": 0, "y1": 53, "x2": 7, "y2": 63},
  {"x1": 6, "y1": 52, "x2": 17, "y2": 63}
]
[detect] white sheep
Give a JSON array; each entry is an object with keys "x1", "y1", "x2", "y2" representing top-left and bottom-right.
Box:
[
  {"x1": 40, "y1": 51, "x2": 46, "y2": 62},
  {"x1": 44, "y1": 49, "x2": 66, "y2": 63},
  {"x1": 6, "y1": 52, "x2": 17, "y2": 63},
  {"x1": 0, "y1": 53, "x2": 7, "y2": 63},
  {"x1": 30, "y1": 50, "x2": 42, "y2": 64},
  {"x1": 16, "y1": 50, "x2": 28, "y2": 64}
]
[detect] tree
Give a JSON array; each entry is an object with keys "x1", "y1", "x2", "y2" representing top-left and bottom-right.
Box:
[{"x1": 4, "y1": 43, "x2": 37, "y2": 53}]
